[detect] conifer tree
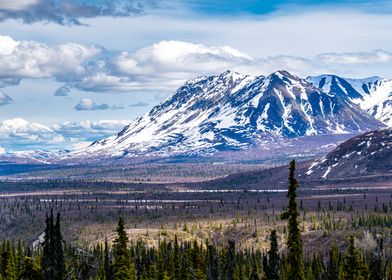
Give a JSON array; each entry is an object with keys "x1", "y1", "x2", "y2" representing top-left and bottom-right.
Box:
[
  {"x1": 370, "y1": 237, "x2": 384, "y2": 280},
  {"x1": 325, "y1": 241, "x2": 340, "y2": 280},
  {"x1": 344, "y1": 235, "x2": 368, "y2": 280},
  {"x1": 173, "y1": 235, "x2": 181, "y2": 280},
  {"x1": 19, "y1": 255, "x2": 41, "y2": 280},
  {"x1": 53, "y1": 212, "x2": 66, "y2": 279},
  {"x1": 104, "y1": 237, "x2": 112, "y2": 280},
  {"x1": 281, "y1": 160, "x2": 305, "y2": 280},
  {"x1": 224, "y1": 240, "x2": 235, "y2": 280},
  {"x1": 207, "y1": 244, "x2": 220, "y2": 280},
  {"x1": 4, "y1": 241, "x2": 15, "y2": 280},
  {"x1": 42, "y1": 211, "x2": 54, "y2": 280},
  {"x1": 113, "y1": 217, "x2": 135, "y2": 280},
  {"x1": 42, "y1": 210, "x2": 65, "y2": 280},
  {"x1": 267, "y1": 229, "x2": 280, "y2": 280}
]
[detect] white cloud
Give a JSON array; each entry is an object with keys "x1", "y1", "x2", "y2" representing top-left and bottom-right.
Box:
[
  {"x1": 74, "y1": 98, "x2": 124, "y2": 111},
  {"x1": 316, "y1": 50, "x2": 392, "y2": 65},
  {"x1": 0, "y1": 118, "x2": 130, "y2": 151},
  {"x1": 0, "y1": 146, "x2": 5, "y2": 154},
  {"x1": 0, "y1": 91, "x2": 13, "y2": 105},
  {"x1": 1, "y1": 35, "x2": 392, "y2": 94},
  {"x1": 0, "y1": 118, "x2": 58, "y2": 145},
  {"x1": 62, "y1": 40, "x2": 257, "y2": 92},
  {"x1": 74, "y1": 98, "x2": 110, "y2": 111},
  {"x1": 0, "y1": 35, "x2": 101, "y2": 83}
]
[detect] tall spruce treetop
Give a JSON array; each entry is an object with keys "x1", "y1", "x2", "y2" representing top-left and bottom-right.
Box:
[
  {"x1": 281, "y1": 160, "x2": 305, "y2": 280},
  {"x1": 42, "y1": 210, "x2": 65, "y2": 280},
  {"x1": 113, "y1": 217, "x2": 135, "y2": 280}
]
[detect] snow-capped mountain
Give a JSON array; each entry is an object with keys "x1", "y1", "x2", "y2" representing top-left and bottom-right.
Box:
[
  {"x1": 307, "y1": 75, "x2": 392, "y2": 126},
  {"x1": 304, "y1": 128, "x2": 392, "y2": 179},
  {"x1": 72, "y1": 70, "x2": 384, "y2": 158}
]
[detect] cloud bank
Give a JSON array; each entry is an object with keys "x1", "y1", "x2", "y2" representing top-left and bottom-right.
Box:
[
  {"x1": 0, "y1": 35, "x2": 101, "y2": 85},
  {"x1": 0, "y1": 118, "x2": 130, "y2": 151},
  {"x1": 1, "y1": 35, "x2": 392, "y2": 96}
]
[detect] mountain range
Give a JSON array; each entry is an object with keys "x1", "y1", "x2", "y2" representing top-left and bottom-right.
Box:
[{"x1": 70, "y1": 70, "x2": 389, "y2": 159}]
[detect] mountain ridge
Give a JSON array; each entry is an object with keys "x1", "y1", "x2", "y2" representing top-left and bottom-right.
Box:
[{"x1": 70, "y1": 70, "x2": 386, "y2": 158}]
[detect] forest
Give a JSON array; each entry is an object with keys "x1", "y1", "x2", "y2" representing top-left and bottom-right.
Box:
[{"x1": 1, "y1": 160, "x2": 392, "y2": 280}]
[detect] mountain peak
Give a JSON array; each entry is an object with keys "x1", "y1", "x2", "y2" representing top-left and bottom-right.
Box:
[{"x1": 71, "y1": 70, "x2": 385, "y2": 158}]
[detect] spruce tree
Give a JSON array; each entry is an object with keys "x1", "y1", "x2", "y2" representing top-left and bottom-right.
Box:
[
  {"x1": 113, "y1": 217, "x2": 135, "y2": 280},
  {"x1": 281, "y1": 160, "x2": 305, "y2": 280},
  {"x1": 207, "y1": 244, "x2": 220, "y2": 280},
  {"x1": 224, "y1": 240, "x2": 235, "y2": 280},
  {"x1": 173, "y1": 235, "x2": 181, "y2": 280},
  {"x1": 42, "y1": 211, "x2": 54, "y2": 280},
  {"x1": 104, "y1": 237, "x2": 112, "y2": 280},
  {"x1": 344, "y1": 235, "x2": 368, "y2": 280},
  {"x1": 53, "y1": 212, "x2": 66, "y2": 279},
  {"x1": 370, "y1": 237, "x2": 384, "y2": 280},
  {"x1": 325, "y1": 241, "x2": 340, "y2": 280},
  {"x1": 267, "y1": 229, "x2": 280, "y2": 280},
  {"x1": 42, "y1": 210, "x2": 65, "y2": 280},
  {"x1": 4, "y1": 241, "x2": 15, "y2": 280},
  {"x1": 19, "y1": 255, "x2": 41, "y2": 280}
]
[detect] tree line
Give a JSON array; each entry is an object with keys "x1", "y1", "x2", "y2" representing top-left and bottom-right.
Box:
[{"x1": 1, "y1": 160, "x2": 392, "y2": 279}]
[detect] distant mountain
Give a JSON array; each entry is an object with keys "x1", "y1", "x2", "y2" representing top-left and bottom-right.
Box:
[
  {"x1": 72, "y1": 70, "x2": 385, "y2": 158},
  {"x1": 304, "y1": 128, "x2": 392, "y2": 179},
  {"x1": 307, "y1": 75, "x2": 392, "y2": 126}
]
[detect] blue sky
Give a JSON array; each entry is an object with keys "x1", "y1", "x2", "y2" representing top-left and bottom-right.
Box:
[{"x1": 0, "y1": 0, "x2": 392, "y2": 152}]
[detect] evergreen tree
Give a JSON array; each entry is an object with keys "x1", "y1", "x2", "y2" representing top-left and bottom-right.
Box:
[
  {"x1": 370, "y1": 237, "x2": 384, "y2": 280},
  {"x1": 206, "y1": 244, "x2": 220, "y2": 280},
  {"x1": 19, "y1": 255, "x2": 41, "y2": 280},
  {"x1": 173, "y1": 235, "x2": 181, "y2": 280},
  {"x1": 42, "y1": 211, "x2": 54, "y2": 280},
  {"x1": 113, "y1": 217, "x2": 135, "y2": 280},
  {"x1": 267, "y1": 229, "x2": 280, "y2": 280},
  {"x1": 325, "y1": 241, "x2": 340, "y2": 280},
  {"x1": 224, "y1": 240, "x2": 235, "y2": 280},
  {"x1": 53, "y1": 212, "x2": 66, "y2": 279},
  {"x1": 41, "y1": 210, "x2": 65, "y2": 280},
  {"x1": 281, "y1": 160, "x2": 305, "y2": 280},
  {"x1": 344, "y1": 236, "x2": 368, "y2": 280},
  {"x1": 4, "y1": 241, "x2": 15, "y2": 280},
  {"x1": 104, "y1": 237, "x2": 112, "y2": 280}
]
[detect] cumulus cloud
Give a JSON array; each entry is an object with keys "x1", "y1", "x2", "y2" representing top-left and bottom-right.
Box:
[
  {"x1": 61, "y1": 40, "x2": 254, "y2": 92},
  {"x1": 0, "y1": 91, "x2": 13, "y2": 105},
  {"x1": 0, "y1": 35, "x2": 101, "y2": 86},
  {"x1": 55, "y1": 41, "x2": 392, "y2": 93},
  {"x1": 74, "y1": 98, "x2": 123, "y2": 111},
  {"x1": 0, "y1": 118, "x2": 62, "y2": 149},
  {"x1": 0, "y1": 118, "x2": 130, "y2": 151},
  {"x1": 0, "y1": 146, "x2": 5, "y2": 154},
  {"x1": 1, "y1": 35, "x2": 392, "y2": 94},
  {"x1": 0, "y1": 0, "x2": 158, "y2": 25}
]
